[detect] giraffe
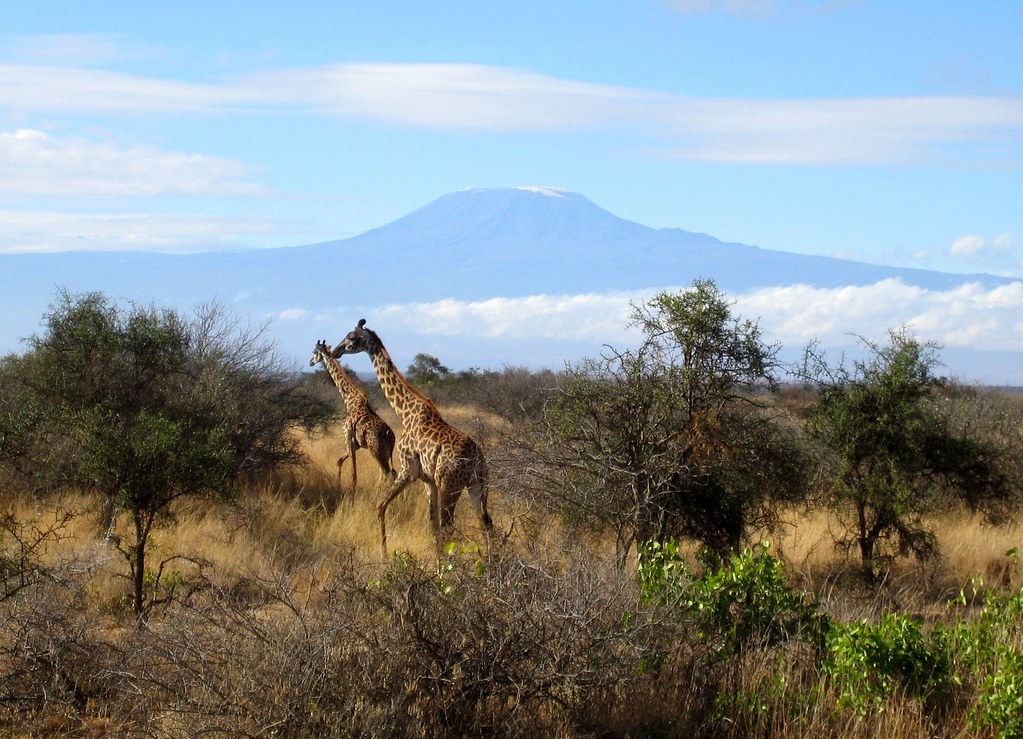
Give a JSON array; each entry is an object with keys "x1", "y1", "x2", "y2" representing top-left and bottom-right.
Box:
[
  {"x1": 309, "y1": 339, "x2": 396, "y2": 496},
  {"x1": 331, "y1": 320, "x2": 493, "y2": 557}
]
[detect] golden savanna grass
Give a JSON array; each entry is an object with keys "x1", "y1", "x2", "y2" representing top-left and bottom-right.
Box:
[
  {"x1": 6, "y1": 399, "x2": 1023, "y2": 737},
  {"x1": 17, "y1": 416, "x2": 1023, "y2": 612},
  {"x1": 20, "y1": 405, "x2": 528, "y2": 604},
  {"x1": 770, "y1": 506, "x2": 1023, "y2": 591}
]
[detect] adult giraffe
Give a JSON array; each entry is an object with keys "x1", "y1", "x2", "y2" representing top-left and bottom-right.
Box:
[
  {"x1": 331, "y1": 320, "x2": 492, "y2": 557},
  {"x1": 309, "y1": 339, "x2": 396, "y2": 495}
]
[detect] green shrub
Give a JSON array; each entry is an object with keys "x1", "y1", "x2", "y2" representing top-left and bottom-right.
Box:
[
  {"x1": 637, "y1": 538, "x2": 693, "y2": 607},
  {"x1": 972, "y1": 647, "x2": 1023, "y2": 738},
  {"x1": 824, "y1": 613, "x2": 954, "y2": 716},
  {"x1": 638, "y1": 540, "x2": 826, "y2": 658},
  {"x1": 947, "y1": 581, "x2": 1023, "y2": 737}
]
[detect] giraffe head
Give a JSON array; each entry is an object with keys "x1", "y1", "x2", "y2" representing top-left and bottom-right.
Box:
[
  {"x1": 331, "y1": 319, "x2": 379, "y2": 359},
  {"x1": 309, "y1": 339, "x2": 332, "y2": 367}
]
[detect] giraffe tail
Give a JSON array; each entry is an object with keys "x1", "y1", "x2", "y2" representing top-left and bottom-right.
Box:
[{"x1": 476, "y1": 468, "x2": 493, "y2": 532}]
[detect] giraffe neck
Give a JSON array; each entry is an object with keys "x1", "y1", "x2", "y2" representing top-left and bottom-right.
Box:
[
  {"x1": 367, "y1": 342, "x2": 431, "y2": 429},
  {"x1": 322, "y1": 352, "x2": 367, "y2": 408}
]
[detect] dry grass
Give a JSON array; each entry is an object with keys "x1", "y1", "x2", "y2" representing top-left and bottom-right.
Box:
[
  {"x1": 770, "y1": 505, "x2": 1023, "y2": 592},
  {"x1": 15, "y1": 422, "x2": 1022, "y2": 611},
  {"x1": 938, "y1": 510, "x2": 1023, "y2": 589},
  {"x1": 4, "y1": 417, "x2": 1023, "y2": 737},
  {"x1": 7, "y1": 416, "x2": 539, "y2": 609}
]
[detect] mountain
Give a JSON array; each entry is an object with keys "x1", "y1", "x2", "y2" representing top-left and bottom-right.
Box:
[
  {"x1": 293, "y1": 187, "x2": 1008, "y2": 298},
  {"x1": 1, "y1": 187, "x2": 1019, "y2": 379}
]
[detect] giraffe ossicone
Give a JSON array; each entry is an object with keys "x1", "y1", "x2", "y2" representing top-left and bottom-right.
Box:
[{"x1": 331, "y1": 320, "x2": 493, "y2": 558}]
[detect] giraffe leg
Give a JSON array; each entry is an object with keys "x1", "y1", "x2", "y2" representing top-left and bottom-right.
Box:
[
  {"x1": 338, "y1": 420, "x2": 358, "y2": 496},
  {"x1": 336, "y1": 454, "x2": 350, "y2": 492},
  {"x1": 378, "y1": 427, "x2": 397, "y2": 481},
  {"x1": 375, "y1": 447, "x2": 394, "y2": 481},
  {"x1": 377, "y1": 469, "x2": 417, "y2": 560},
  {"x1": 437, "y1": 481, "x2": 461, "y2": 533},
  {"x1": 423, "y1": 481, "x2": 442, "y2": 549},
  {"x1": 368, "y1": 434, "x2": 393, "y2": 483}
]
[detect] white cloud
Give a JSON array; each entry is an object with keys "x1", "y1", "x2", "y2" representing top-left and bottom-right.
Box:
[
  {"x1": 376, "y1": 293, "x2": 645, "y2": 342},
  {"x1": 652, "y1": 95, "x2": 1023, "y2": 166},
  {"x1": 946, "y1": 233, "x2": 1019, "y2": 276},
  {"x1": 3, "y1": 59, "x2": 1021, "y2": 167},
  {"x1": 275, "y1": 308, "x2": 308, "y2": 321},
  {"x1": 951, "y1": 235, "x2": 988, "y2": 256},
  {"x1": 244, "y1": 66, "x2": 1023, "y2": 165},
  {"x1": 951, "y1": 233, "x2": 1014, "y2": 257},
  {"x1": 0, "y1": 209, "x2": 278, "y2": 253},
  {"x1": 243, "y1": 63, "x2": 655, "y2": 132},
  {"x1": 737, "y1": 280, "x2": 1023, "y2": 350},
  {"x1": 370, "y1": 279, "x2": 1023, "y2": 355},
  {"x1": 0, "y1": 64, "x2": 246, "y2": 113},
  {"x1": 0, "y1": 129, "x2": 268, "y2": 197}
]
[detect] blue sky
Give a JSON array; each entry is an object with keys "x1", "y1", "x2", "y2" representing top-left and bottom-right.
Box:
[
  {"x1": 3, "y1": 2, "x2": 1023, "y2": 382},
  {"x1": 3, "y1": 1, "x2": 1021, "y2": 271}
]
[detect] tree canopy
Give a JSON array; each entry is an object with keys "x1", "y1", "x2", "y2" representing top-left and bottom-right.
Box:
[
  {"x1": 802, "y1": 329, "x2": 1016, "y2": 578},
  {"x1": 0, "y1": 290, "x2": 332, "y2": 613},
  {"x1": 524, "y1": 279, "x2": 808, "y2": 559}
]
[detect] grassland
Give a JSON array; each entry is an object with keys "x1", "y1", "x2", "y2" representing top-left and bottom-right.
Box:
[{"x1": 3, "y1": 417, "x2": 1023, "y2": 737}]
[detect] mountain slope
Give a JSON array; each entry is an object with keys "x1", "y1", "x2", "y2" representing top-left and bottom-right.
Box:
[
  {"x1": 286, "y1": 187, "x2": 1008, "y2": 299},
  {"x1": 0, "y1": 187, "x2": 1016, "y2": 373}
]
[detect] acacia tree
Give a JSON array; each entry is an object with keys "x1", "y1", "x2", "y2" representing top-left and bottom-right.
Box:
[
  {"x1": 803, "y1": 329, "x2": 1014, "y2": 579},
  {"x1": 524, "y1": 280, "x2": 808, "y2": 559},
  {"x1": 5, "y1": 290, "x2": 332, "y2": 615},
  {"x1": 406, "y1": 353, "x2": 450, "y2": 385}
]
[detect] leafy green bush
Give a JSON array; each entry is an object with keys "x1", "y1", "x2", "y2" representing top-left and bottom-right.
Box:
[
  {"x1": 946, "y1": 580, "x2": 1023, "y2": 737},
  {"x1": 972, "y1": 648, "x2": 1023, "y2": 739},
  {"x1": 637, "y1": 538, "x2": 693, "y2": 606},
  {"x1": 824, "y1": 613, "x2": 954, "y2": 716},
  {"x1": 639, "y1": 540, "x2": 826, "y2": 658}
]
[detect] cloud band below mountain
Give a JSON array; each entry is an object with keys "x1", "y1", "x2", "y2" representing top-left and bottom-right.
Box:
[{"x1": 364, "y1": 278, "x2": 1023, "y2": 356}]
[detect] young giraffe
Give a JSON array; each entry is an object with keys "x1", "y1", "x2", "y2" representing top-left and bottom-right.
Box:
[
  {"x1": 331, "y1": 320, "x2": 492, "y2": 557},
  {"x1": 309, "y1": 339, "x2": 396, "y2": 495}
]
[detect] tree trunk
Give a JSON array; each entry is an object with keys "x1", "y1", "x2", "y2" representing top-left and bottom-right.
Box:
[
  {"x1": 856, "y1": 501, "x2": 878, "y2": 580},
  {"x1": 133, "y1": 513, "x2": 146, "y2": 615},
  {"x1": 634, "y1": 503, "x2": 654, "y2": 551},
  {"x1": 632, "y1": 475, "x2": 657, "y2": 550},
  {"x1": 99, "y1": 497, "x2": 116, "y2": 538}
]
